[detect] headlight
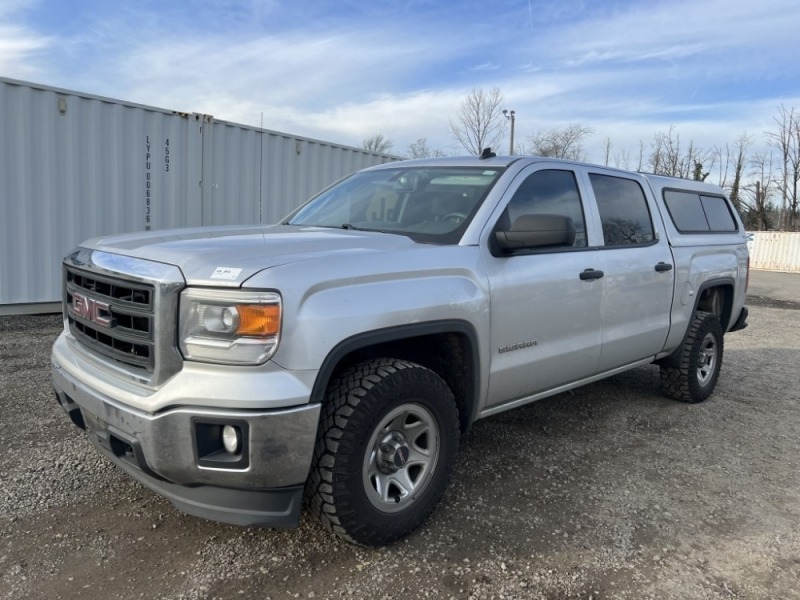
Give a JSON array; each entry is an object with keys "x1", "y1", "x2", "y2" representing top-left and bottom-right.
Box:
[{"x1": 179, "y1": 289, "x2": 281, "y2": 365}]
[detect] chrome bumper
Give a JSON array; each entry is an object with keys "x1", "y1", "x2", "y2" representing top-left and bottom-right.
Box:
[{"x1": 52, "y1": 355, "x2": 321, "y2": 528}]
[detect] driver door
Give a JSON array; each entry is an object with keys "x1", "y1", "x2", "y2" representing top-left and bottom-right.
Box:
[{"x1": 482, "y1": 166, "x2": 605, "y2": 409}]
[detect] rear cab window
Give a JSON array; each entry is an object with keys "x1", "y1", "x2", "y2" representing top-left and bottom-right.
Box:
[{"x1": 663, "y1": 189, "x2": 738, "y2": 233}]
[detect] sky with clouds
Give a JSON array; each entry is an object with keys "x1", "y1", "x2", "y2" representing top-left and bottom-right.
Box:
[{"x1": 2, "y1": 0, "x2": 799, "y2": 166}]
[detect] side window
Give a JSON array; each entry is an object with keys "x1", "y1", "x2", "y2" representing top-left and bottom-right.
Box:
[
  {"x1": 502, "y1": 169, "x2": 587, "y2": 248},
  {"x1": 663, "y1": 190, "x2": 708, "y2": 232},
  {"x1": 663, "y1": 190, "x2": 739, "y2": 233},
  {"x1": 700, "y1": 195, "x2": 738, "y2": 231},
  {"x1": 590, "y1": 174, "x2": 655, "y2": 246}
]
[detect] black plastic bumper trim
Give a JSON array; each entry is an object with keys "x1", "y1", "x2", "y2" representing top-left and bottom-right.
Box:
[
  {"x1": 88, "y1": 434, "x2": 303, "y2": 528},
  {"x1": 730, "y1": 306, "x2": 749, "y2": 332}
]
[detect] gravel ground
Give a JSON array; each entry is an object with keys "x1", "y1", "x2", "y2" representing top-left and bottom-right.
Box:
[{"x1": 1, "y1": 272, "x2": 799, "y2": 600}]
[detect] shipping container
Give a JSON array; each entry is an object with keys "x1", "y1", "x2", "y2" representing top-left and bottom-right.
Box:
[
  {"x1": 0, "y1": 77, "x2": 398, "y2": 313},
  {"x1": 200, "y1": 120, "x2": 386, "y2": 227},
  {"x1": 749, "y1": 231, "x2": 800, "y2": 273}
]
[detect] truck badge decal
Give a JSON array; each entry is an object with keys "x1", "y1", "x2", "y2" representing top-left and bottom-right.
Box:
[
  {"x1": 394, "y1": 446, "x2": 410, "y2": 467},
  {"x1": 498, "y1": 339, "x2": 538, "y2": 354},
  {"x1": 72, "y1": 292, "x2": 113, "y2": 328}
]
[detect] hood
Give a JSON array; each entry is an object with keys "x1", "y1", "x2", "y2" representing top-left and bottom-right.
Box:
[{"x1": 85, "y1": 224, "x2": 416, "y2": 286}]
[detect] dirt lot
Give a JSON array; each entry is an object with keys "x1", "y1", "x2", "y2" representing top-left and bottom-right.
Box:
[{"x1": 2, "y1": 272, "x2": 799, "y2": 600}]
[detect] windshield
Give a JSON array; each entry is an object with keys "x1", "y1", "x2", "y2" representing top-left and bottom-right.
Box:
[{"x1": 285, "y1": 166, "x2": 505, "y2": 244}]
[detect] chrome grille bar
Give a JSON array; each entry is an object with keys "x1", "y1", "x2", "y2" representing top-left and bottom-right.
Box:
[
  {"x1": 62, "y1": 249, "x2": 186, "y2": 387},
  {"x1": 66, "y1": 266, "x2": 156, "y2": 371}
]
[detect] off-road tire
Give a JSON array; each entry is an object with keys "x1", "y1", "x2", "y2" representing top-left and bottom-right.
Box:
[
  {"x1": 660, "y1": 311, "x2": 724, "y2": 403},
  {"x1": 305, "y1": 358, "x2": 460, "y2": 546}
]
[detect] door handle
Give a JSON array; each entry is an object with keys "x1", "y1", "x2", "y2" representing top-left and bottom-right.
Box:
[
  {"x1": 579, "y1": 268, "x2": 605, "y2": 280},
  {"x1": 655, "y1": 262, "x2": 673, "y2": 272}
]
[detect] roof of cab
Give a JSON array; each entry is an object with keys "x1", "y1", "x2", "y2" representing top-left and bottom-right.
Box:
[{"x1": 363, "y1": 155, "x2": 728, "y2": 198}]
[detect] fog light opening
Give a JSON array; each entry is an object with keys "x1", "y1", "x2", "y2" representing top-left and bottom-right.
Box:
[{"x1": 222, "y1": 425, "x2": 241, "y2": 455}]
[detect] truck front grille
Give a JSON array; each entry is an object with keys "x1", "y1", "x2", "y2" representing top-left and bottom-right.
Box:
[{"x1": 66, "y1": 268, "x2": 156, "y2": 372}]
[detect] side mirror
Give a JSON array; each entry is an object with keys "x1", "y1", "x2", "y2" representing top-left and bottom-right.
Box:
[
  {"x1": 495, "y1": 214, "x2": 576, "y2": 252},
  {"x1": 393, "y1": 174, "x2": 418, "y2": 193}
]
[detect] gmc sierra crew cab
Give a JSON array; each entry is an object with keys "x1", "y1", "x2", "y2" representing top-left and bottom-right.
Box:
[{"x1": 52, "y1": 153, "x2": 749, "y2": 546}]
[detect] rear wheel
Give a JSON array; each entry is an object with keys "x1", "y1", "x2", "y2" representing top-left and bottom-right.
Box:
[
  {"x1": 660, "y1": 311, "x2": 723, "y2": 403},
  {"x1": 306, "y1": 358, "x2": 459, "y2": 546}
]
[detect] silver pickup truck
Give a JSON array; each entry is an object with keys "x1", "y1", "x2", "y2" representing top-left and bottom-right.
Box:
[{"x1": 52, "y1": 154, "x2": 749, "y2": 546}]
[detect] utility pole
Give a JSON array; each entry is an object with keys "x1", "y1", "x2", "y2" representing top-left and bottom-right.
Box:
[{"x1": 503, "y1": 109, "x2": 516, "y2": 155}]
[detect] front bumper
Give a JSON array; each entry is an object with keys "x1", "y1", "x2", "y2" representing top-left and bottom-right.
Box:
[{"x1": 52, "y1": 345, "x2": 321, "y2": 528}]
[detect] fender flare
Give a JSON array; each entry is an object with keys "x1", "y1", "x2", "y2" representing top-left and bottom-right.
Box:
[
  {"x1": 660, "y1": 277, "x2": 735, "y2": 367},
  {"x1": 693, "y1": 277, "x2": 735, "y2": 331},
  {"x1": 310, "y1": 320, "x2": 482, "y2": 430}
]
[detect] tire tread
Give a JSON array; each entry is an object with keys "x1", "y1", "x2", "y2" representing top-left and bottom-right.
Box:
[
  {"x1": 660, "y1": 311, "x2": 723, "y2": 403},
  {"x1": 305, "y1": 358, "x2": 459, "y2": 546}
]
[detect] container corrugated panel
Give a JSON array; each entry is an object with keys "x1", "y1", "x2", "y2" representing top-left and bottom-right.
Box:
[
  {"x1": 1, "y1": 78, "x2": 201, "y2": 306},
  {"x1": 201, "y1": 121, "x2": 262, "y2": 226},
  {"x1": 269, "y1": 136, "x2": 396, "y2": 224},
  {"x1": 1, "y1": 77, "x2": 399, "y2": 309},
  {"x1": 750, "y1": 232, "x2": 800, "y2": 272},
  {"x1": 202, "y1": 120, "x2": 397, "y2": 227}
]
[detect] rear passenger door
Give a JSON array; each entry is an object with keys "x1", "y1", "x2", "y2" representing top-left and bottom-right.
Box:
[{"x1": 583, "y1": 169, "x2": 675, "y2": 371}]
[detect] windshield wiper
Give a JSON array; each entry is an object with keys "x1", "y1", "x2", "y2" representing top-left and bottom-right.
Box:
[{"x1": 339, "y1": 223, "x2": 414, "y2": 239}]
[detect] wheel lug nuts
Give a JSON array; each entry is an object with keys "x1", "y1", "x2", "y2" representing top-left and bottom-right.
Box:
[{"x1": 380, "y1": 443, "x2": 392, "y2": 453}]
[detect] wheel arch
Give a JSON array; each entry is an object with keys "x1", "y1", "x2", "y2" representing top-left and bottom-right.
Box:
[
  {"x1": 311, "y1": 321, "x2": 481, "y2": 432},
  {"x1": 659, "y1": 277, "x2": 733, "y2": 369},
  {"x1": 694, "y1": 278, "x2": 734, "y2": 332}
]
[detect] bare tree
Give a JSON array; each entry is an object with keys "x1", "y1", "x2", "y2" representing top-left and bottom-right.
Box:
[
  {"x1": 792, "y1": 116, "x2": 800, "y2": 230},
  {"x1": 602, "y1": 137, "x2": 612, "y2": 166},
  {"x1": 603, "y1": 218, "x2": 644, "y2": 245},
  {"x1": 613, "y1": 148, "x2": 632, "y2": 170},
  {"x1": 406, "y1": 138, "x2": 447, "y2": 159},
  {"x1": 449, "y1": 87, "x2": 506, "y2": 156},
  {"x1": 691, "y1": 142, "x2": 715, "y2": 181},
  {"x1": 650, "y1": 132, "x2": 666, "y2": 174},
  {"x1": 713, "y1": 145, "x2": 730, "y2": 188},
  {"x1": 727, "y1": 133, "x2": 751, "y2": 213},
  {"x1": 743, "y1": 151, "x2": 777, "y2": 231},
  {"x1": 361, "y1": 133, "x2": 394, "y2": 154},
  {"x1": 527, "y1": 124, "x2": 593, "y2": 160},
  {"x1": 648, "y1": 126, "x2": 712, "y2": 179},
  {"x1": 773, "y1": 107, "x2": 800, "y2": 230},
  {"x1": 636, "y1": 140, "x2": 645, "y2": 172},
  {"x1": 713, "y1": 137, "x2": 744, "y2": 190},
  {"x1": 765, "y1": 105, "x2": 796, "y2": 229}
]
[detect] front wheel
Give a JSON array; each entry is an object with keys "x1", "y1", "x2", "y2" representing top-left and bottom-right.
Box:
[
  {"x1": 660, "y1": 311, "x2": 724, "y2": 403},
  {"x1": 306, "y1": 358, "x2": 460, "y2": 546}
]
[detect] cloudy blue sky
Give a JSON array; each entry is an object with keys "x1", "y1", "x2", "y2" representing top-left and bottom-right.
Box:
[{"x1": 2, "y1": 0, "x2": 799, "y2": 165}]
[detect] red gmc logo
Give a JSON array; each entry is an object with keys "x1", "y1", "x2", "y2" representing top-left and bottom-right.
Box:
[{"x1": 72, "y1": 292, "x2": 113, "y2": 328}]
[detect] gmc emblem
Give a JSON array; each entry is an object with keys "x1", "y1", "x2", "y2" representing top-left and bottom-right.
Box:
[{"x1": 72, "y1": 292, "x2": 114, "y2": 328}]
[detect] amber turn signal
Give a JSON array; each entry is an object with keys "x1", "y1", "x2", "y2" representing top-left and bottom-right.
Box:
[{"x1": 236, "y1": 304, "x2": 281, "y2": 336}]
